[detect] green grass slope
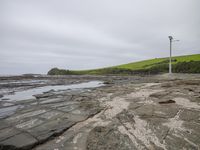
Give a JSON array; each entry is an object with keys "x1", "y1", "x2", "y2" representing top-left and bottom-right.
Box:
[
  {"x1": 48, "y1": 54, "x2": 200, "y2": 75},
  {"x1": 116, "y1": 54, "x2": 200, "y2": 70}
]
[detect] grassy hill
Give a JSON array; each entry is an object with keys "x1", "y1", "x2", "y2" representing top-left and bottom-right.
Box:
[{"x1": 48, "y1": 54, "x2": 200, "y2": 75}]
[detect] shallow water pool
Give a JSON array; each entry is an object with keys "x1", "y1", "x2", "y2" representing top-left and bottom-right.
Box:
[{"x1": 0, "y1": 81, "x2": 103, "y2": 102}]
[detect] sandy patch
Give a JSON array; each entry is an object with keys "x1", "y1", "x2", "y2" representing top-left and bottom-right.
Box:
[
  {"x1": 128, "y1": 89, "x2": 163, "y2": 99},
  {"x1": 73, "y1": 133, "x2": 83, "y2": 144},
  {"x1": 174, "y1": 97, "x2": 200, "y2": 109},
  {"x1": 163, "y1": 110, "x2": 186, "y2": 132},
  {"x1": 118, "y1": 115, "x2": 166, "y2": 150},
  {"x1": 104, "y1": 97, "x2": 130, "y2": 119}
]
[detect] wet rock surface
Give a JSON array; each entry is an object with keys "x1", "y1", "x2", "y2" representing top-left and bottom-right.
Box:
[{"x1": 0, "y1": 74, "x2": 200, "y2": 150}]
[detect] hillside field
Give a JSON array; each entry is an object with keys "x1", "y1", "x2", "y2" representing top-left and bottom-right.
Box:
[{"x1": 48, "y1": 54, "x2": 200, "y2": 75}]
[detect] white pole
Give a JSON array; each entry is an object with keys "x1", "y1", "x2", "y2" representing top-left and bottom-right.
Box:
[{"x1": 168, "y1": 36, "x2": 173, "y2": 74}]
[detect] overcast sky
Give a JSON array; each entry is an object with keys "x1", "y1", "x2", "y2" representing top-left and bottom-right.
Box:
[{"x1": 0, "y1": 0, "x2": 199, "y2": 74}]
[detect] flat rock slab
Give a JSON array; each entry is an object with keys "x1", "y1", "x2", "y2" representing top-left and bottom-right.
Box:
[
  {"x1": 34, "y1": 75, "x2": 200, "y2": 150},
  {"x1": 87, "y1": 126, "x2": 137, "y2": 150},
  {"x1": 0, "y1": 74, "x2": 200, "y2": 150},
  {"x1": 0, "y1": 77, "x2": 103, "y2": 149},
  {"x1": 0, "y1": 132, "x2": 38, "y2": 150}
]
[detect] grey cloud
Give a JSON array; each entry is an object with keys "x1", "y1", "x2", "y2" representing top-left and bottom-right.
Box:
[{"x1": 0, "y1": 0, "x2": 200, "y2": 74}]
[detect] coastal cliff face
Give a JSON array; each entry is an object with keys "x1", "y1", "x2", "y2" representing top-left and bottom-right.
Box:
[{"x1": 0, "y1": 74, "x2": 200, "y2": 150}]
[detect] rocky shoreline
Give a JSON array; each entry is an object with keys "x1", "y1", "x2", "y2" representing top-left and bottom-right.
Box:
[{"x1": 0, "y1": 74, "x2": 200, "y2": 150}]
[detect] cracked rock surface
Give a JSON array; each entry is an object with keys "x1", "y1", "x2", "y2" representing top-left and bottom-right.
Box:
[{"x1": 0, "y1": 74, "x2": 200, "y2": 150}]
